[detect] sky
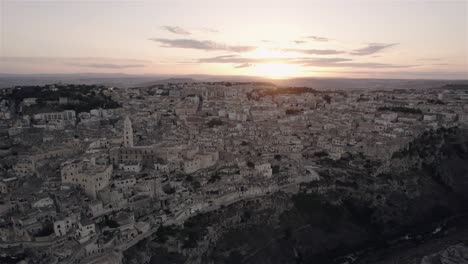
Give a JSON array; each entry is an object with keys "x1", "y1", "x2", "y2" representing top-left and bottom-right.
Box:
[{"x1": 0, "y1": 0, "x2": 467, "y2": 79}]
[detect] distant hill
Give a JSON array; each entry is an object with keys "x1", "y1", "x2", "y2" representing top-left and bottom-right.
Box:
[
  {"x1": 137, "y1": 78, "x2": 197, "y2": 87},
  {"x1": 2, "y1": 73, "x2": 468, "y2": 90}
]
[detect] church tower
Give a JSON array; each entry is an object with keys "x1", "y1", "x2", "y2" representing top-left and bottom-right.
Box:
[{"x1": 123, "y1": 116, "x2": 134, "y2": 147}]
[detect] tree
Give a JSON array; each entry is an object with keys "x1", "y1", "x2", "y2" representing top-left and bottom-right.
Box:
[
  {"x1": 207, "y1": 118, "x2": 224, "y2": 128},
  {"x1": 272, "y1": 165, "x2": 280, "y2": 174},
  {"x1": 322, "y1": 94, "x2": 331, "y2": 104},
  {"x1": 314, "y1": 151, "x2": 329, "y2": 158},
  {"x1": 162, "y1": 184, "x2": 175, "y2": 195},
  {"x1": 286, "y1": 109, "x2": 301, "y2": 115}
]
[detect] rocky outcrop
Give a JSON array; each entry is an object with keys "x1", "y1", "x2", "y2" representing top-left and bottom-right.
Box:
[
  {"x1": 123, "y1": 127, "x2": 468, "y2": 264},
  {"x1": 421, "y1": 244, "x2": 468, "y2": 264}
]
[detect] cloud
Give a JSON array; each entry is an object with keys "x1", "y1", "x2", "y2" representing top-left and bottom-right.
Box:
[
  {"x1": 161, "y1": 26, "x2": 191, "y2": 35},
  {"x1": 198, "y1": 55, "x2": 281, "y2": 64},
  {"x1": 328, "y1": 62, "x2": 416, "y2": 68},
  {"x1": 430, "y1": 63, "x2": 449, "y2": 66},
  {"x1": 1, "y1": 57, "x2": 149, "y2": 69},
  {"x1": 350, "y1": 43, "x2": 398, "y2": 56},
  {"x1": 235, "y1": 63, "x2": 253, "y2": 68},
  {"x1": 296, "y1": 57, "x2": 416, "y2": 68},
  {"x1": 293, "y1": 40, "x2": 307, "y2": 44},
  {"x1": 197, "y1": 55, "x2": 416, "y2": 69},
  {"x1": 294, "y1": 57, "x2": 353, "y2": 66},
  {"x1": 70, "y1": 63, "x2": 146, "y2": 69},
  {"x1": 316, "y1": 70, "x2": 468, "y2": 80},
  {"x1": 305, "y1": 35, "x2": 330, "y2": 42},
  {"x1": 199, "y1": 27, "x2": 219, "y2": 33},
  {"x1": 416, "y1": 58, "x2": 442, "y2": 61},
  {"x1": 149, "y1": 38, "x2": 256, "y2": 53},
  {"x1": 285, "y1": 48, "x2": 345, "y2": 55}
]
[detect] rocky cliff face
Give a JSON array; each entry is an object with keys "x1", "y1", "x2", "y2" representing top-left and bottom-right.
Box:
[
  {"x1": 367, "y1": 127, "x2": 468, "y2": 229},
  {"x1": 420, "y1": 244, "x2": 468, "y2": 264},
  {"x1": 123, "y1": 127, "x2": 468, "y2": 264}
]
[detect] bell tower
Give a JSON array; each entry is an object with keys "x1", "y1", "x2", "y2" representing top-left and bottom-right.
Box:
[{"x1": 123, "y1": 116, "x2": 134, "y2": 147}]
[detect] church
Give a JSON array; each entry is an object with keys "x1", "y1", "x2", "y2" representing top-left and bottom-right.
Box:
[
  {"x1": 110, "y1": 116, "x2": 219, "y2": 174},
  {"x1": 109, "y1": 116, "x2": 160, "y2": 167}
]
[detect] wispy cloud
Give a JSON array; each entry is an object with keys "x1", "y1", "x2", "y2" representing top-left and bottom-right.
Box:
[
  {"x1": 317, "y1": 70, "x2": 468, "y2": 80},
  {"x1": 198, "y1": 55, "x2": 284, "y2": 64},
  {"x1": 297, "y1": 57, "x2": 416, "y2": 68},
  {"x1": 430, "y1": 63, "x2": 449, "y2": 66},
  {"x1": 1, "y1": 57, "x2": 149, "y2": 69},
  {"x1": 149, "y1": 38, "x2": 256, "y2": 53},
  {"x1": 325, "y1": 62, "x2": 416, "y2": 68},
  {"x1": 235, "y1": 63, "x2": 253, "y2": 68},
  {"x1": 293, "y1": 40, "x2": 307, "y2": 44},
  {"x1": 285, "y1": 48, "x2": 345, "y2": 55},
  {"x1": 161, "y1": 26, "x2": 191, "y2": 35},
  {"x1": 305, "y1": 35, "x2": 330, "y2": 42},
  {"x1": 416, "y1": 58, "x2": 442, "y2": 61},
  {"x1": 294, "y1": 57, "x2": 353, "y2": 66},
  {"x1": 198, "y1": 55, "x2": 416, "y2": 69},
  {"x1": 350, "y1": 43, "x2": 398, "y2": 56},
  {"x1": 198, "y1": 27, "x2": 219, "y2": 33},
  {"x1": 70, "y1": 63, "x2": 146, "y2": 69}
]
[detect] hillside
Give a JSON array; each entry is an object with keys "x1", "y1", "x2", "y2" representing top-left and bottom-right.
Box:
[{"x1": 122, "y1": 127, "x2": 468, "y2": 264}]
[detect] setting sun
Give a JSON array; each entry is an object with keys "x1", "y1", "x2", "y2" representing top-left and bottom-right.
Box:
[{"x1": 252, "y1": 63, "x2": 302, "y2": 79}]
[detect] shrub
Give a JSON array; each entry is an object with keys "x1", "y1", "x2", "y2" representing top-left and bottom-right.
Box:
[{"x1": 207, "y1": 119, "x2": 224, "y2": 128}]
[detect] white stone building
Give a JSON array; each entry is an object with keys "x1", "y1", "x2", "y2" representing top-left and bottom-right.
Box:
[{"x1": 61, "y1": 159, "x2": 113, "y2": 199}]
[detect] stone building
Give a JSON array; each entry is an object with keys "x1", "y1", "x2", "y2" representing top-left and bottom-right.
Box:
[{"x1": 61, "y1": 159, "x2": 113, "y2": 199}]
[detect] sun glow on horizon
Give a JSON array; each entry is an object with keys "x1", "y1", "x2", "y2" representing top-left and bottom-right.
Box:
[
  {"x1": 252, "y1": 63, "x2": 302, "y2": 79},
  {"x1": 246, "y1": 48, "x2": 303, "y2": 78},
  {"x1": 248, "y1": 48, "x2": 296, "y2": 59}
]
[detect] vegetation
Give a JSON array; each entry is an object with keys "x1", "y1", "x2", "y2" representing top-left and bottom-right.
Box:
[
  {"x1": 261, "y1": 86, "x2": 316, "y2": 96},
  {"x1": 207, "y1": 118, "x2": 224, "y2": 128},
  {"x1": 208, "y1": 174, "x2": 221, "y2": 184},
  {"x1": 426, "y1": 99, "x2": 445, "y2": 105},
  {"x1": 392, "y1": 127, "x2": 459, "y2": 159},
  {"x1": 179, "y1": 214, "x2": 210, "y2": 248},
  {"x1": 272, "y1": 165, "x2": 280, "y2": 174},
  {"x1": 285, "y1": 109, "x2": 302, "y2": 115},
  {"x1": 155, "y1": 225, "x2": 179, "y2": 243},
  {"x1": 291, "y1": 193, "x2": 345, "y2": 231},
  {"x1": 322, "y1": 94, "x2": 331, "y2": 104},
  {"x1": 314, "y1": 151, "x2": 329, "y2": 158},
  {"x1": 6, "y1": 84, "x2": 120, "y2": 114},
  {"x1": 35, "y1": 223, "x2": 54, "y2": 237},
  {"x1": 105, "y1": 218, "x2": 119, "y2": 228},
  {"x1": 191, "y1": 180, "x2": 201, "y2": 190},
  {"x1": 162, "y1": 184, "x2": 176, "y2": 195},
  {"x1": 377, "y1": 106, "x2": 422, "y2": 114}
]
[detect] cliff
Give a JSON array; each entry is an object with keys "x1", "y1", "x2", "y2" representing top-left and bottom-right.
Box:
[{"x1": 123, "y1": 127, "x2": 468, "y2": 264}]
